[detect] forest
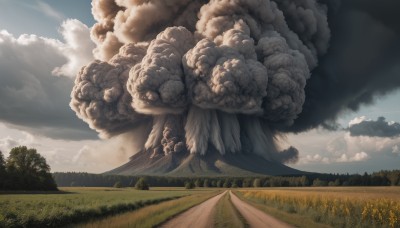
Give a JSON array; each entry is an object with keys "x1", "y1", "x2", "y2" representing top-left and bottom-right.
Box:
[{"x1": 53, "y1": 170, "x2": 400, "y2": 188}]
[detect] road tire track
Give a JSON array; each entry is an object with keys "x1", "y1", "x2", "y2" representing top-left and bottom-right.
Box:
[
  {"x1": 161, "y1": 191, "x2": 227, "y2": 228},
  {"x1": 229, "y1": 191, "x2": 293, "y2": 228}
]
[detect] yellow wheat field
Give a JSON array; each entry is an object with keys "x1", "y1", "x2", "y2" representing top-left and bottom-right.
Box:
[{"x1": 238, "y1": 187, "x2": 400, "y2": 228}]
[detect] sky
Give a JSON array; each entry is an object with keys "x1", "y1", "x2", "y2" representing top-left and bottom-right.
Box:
[{"x1": 0, "y1": 0, "x2": 399, "y2": 174}]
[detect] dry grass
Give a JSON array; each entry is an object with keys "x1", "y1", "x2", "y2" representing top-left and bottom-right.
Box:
[
  {"x1": 236, "y1": 187, "x2": 400, "y2": 228},
  {"x1": 76, "y1": 190, "x2": 222, "y2": 228}
]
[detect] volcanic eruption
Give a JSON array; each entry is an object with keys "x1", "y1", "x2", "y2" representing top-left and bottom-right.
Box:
[{"x1": 70, "y1": 0, "x2": 332, "y2": 176}]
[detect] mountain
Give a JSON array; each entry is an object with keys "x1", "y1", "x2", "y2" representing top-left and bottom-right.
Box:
[{"x1": 106, "y1": 147, "x2": 305, "y2": 177}]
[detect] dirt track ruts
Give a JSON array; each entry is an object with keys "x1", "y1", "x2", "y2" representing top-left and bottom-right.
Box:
[
  {"x1": 161, "y1": 191, "x2": 227, "y2": 228},
  {"x1": 229, "y1": 191, "x2": 293, "y2": 228}
]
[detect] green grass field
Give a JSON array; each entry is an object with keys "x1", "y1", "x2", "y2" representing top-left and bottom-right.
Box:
[{"x1": 0, "y1": 187, "x2": 199, "y2": 227}]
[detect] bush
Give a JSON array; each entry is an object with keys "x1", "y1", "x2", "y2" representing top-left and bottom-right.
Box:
[
  {"x1": 185, "y1": 181, "x2": 195, "y2": 189},
  {"x1": 113, "y1": 181, "x2": 122, "y2": 188},
  {"x1": 135, "y1": 178, "x2": 149, "y2": 190}
]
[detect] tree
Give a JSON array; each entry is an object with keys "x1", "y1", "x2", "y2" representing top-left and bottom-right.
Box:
[
  {"x1": 194, "y1": 179, "x2": 203, "y2": 187},
  {"x1": 253, "y1": 178, "x2": 261, "y2": 188},
  {"x1": 231, "y1": 179, "x2": 239, "y2": 188},
  {"x1": 300, "y1": 176, "x2": 310, "y2": 187},
  {"x1": 0, "y1": 151, "x2": 5, "y2": 189},
  {"x1": 135, "y1": 178, "x2": 149, "y2": 190},
  {"x1": 312, "y1": 178, "x2": 328, "y2": 187},
  {"x1": 185, "y1": 181, "x2": 195, "y2": 189},
  {"x1": 203, "y1": 179, "x2": 209, "y2": 188},
  {"x1": 223, "y1": 178, "x2": 230, "y2": 188},
  {"x1": 6, "y1": 146, "x2": 57, "y2": 190},
  {"x1": 242, "y1": 178, "x2": 252, "y2": 188},
  {"x1": 113, "y1": 181, "x2": 122, "y2": 188}
]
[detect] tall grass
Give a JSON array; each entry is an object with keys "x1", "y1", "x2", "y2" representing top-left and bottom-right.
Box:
[
  {"x1": 0, "y1": 187, "x2": 193, "y2": 227},
  {"x1": 237, "y1": 187, "x2": 400, "y2": 228},
  {"x1": 77, "y1": 190, "x2": 222, "y2": 228}
]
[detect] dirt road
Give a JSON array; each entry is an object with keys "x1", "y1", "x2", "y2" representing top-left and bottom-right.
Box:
[
  {"x1": 161, "y1": 191, "x2": 227, "y2": 228},
  {"x1": 229, "y1": 191, "x2": 293, "y2": 228}
]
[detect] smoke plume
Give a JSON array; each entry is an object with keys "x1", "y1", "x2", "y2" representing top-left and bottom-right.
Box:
[{"x1": 71, "y1": 0, "x2": 333, "y2": 164}]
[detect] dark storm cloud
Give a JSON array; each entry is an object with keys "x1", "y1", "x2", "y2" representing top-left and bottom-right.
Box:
[
  {"x1": 0, "y1": 30, "x2": 97, "y2": 140},
  {"x1": 349, "y1": 117, "x2": 400, "y2": 138},
  {"x1": 286, "y1": 0, "x2": 400, "y2": 132}
]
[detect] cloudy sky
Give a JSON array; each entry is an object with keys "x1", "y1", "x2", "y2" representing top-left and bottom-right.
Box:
[{"x1": 0, "y1": 0, "x2": 399, "y2": 174}]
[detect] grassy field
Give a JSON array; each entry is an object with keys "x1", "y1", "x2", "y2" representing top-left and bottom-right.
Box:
[
  {"x1": 76, "y1": 190, "x2": 222, "y2": 228},
  {"x1": 0, "y1": 187, "x2": 198, "y2": 227},
  {"x1": 213, "y1": 191, "x2": 247, "y2": 228},
  {"x1": 235, "y1": 187, "x2": 400, "y2": 228}
]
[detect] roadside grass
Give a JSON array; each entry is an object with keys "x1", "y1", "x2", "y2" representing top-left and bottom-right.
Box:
[
  {"x1": 235, "y1": 187, "x2": 400, "y2": 228},
  {"x1": 213, "y1": 191, "x2": 248, "y2": 228},
  {"x1": 0, "y1": 187, "x2": 194, "y2": 227},
  {"x1": 76, "y1": 190, "x2": 222, "y2": 228}
]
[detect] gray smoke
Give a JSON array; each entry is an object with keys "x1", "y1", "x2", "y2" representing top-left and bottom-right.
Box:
[
  {"x1": 71, "y1": 0, "x2": 333, "y2": 164},
  {"x1": 348, "y1": 117, "x2": 400, "y2": 138}
]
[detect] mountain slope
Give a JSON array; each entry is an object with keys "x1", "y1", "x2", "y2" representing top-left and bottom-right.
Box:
[{"x1": 106, "y1": 148, "x2": 305, "y2": 176}]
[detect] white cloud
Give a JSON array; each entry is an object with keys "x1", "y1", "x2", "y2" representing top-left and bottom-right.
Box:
[
  {"x1": 0, "y1": 21, "x2": 96, "y2": 140},
  {"x1": 299, "y1": 153, "x2": 331, "y2": 164},
  {"x1": 337, "y1": 152, "x2": 369, "y2": 163},
  {"x1": 52, "y1": 19, "x2": 95, "y2": 77},
  {"x1": 0, "y1": 123, "x2": 133, "y2": 173},
  {"x1": 348, "y1": 116, "x2": 368, "y2": 127},
  {"x1": 289, "y1": 129, "x2": 397, "y2": 168},
  {"x1": 393, "y1": 145, "x2": 399, "y2": 154},
  {"x1": 0, "y1": 132, "x2": 37, "y2": 156}
]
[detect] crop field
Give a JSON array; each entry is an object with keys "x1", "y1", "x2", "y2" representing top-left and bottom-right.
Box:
[
  {"x1": 76, "y1": 190, "x2": 222, "y2": 228},
  {"x1": 236, "y1": 187, "x2": 400, "y2": 228},
  {"x1": 0, "y1": 187, "x2": 210, "y2": 227}
]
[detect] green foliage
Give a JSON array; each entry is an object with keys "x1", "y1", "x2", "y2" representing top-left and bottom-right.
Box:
[
  {"x1": 0, "y1": 151, "x2": 4, "y2": 171},
  {"x1": 312, "y1": 178, "x2": 328, "y2": 187},
  {"x1": 253, "y1": 178, "x2": 261, "y2": 187},
  {"x1": 242, "y1": 178, "x2": 252, "y2": 187},
  {"x1": 184, "y1": 181, "x2": 195, "y2": 189},
  {"x1": 0, "y1": 188, "x2": 191, "y2": 227},
  {"x1": 203, "y1": 179, "x2": 209, "y2": 188},
  {"x1": 113, "y1": 181, "x2": 122, "y2": 188},
  {"x1": 223, "y1": 179, "x2": 230, "y2": 188},
  {"x1": 135, "y1": 178, "x2": 149, "y2": 190},
  {"x1": 231, "y1": 179, "x2": 239, "y2": 188},
  {"x1": 52, "y1": 170, "x2": 400, "y2": 188},
  {"x1": 0, "y1": 151, "x2": 5, "y2": 189},
  {"x1": 216, "y1": 180, "x2": 223, "y2": 188},
  {"x1": 194, "y1": 179, "x2": 202, "y2": 187},
  {"x1": 2, "y1": 146, "x2": 57, "y2": 191}
]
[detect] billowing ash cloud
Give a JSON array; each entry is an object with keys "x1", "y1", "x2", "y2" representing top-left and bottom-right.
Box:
[
  {"x1": 71, "y1": 0, "x2": 333, "y2": 164},
  {"x1": 348, "y1": 117, "x2": 400, "y2": 138}
]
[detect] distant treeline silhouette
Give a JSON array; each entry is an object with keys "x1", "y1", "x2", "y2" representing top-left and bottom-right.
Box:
[
  {"x1": 53, "y1": 170, "x2": 400, "y2": 188},
  {"x1": 0, "y1": 147, "x2": 57, "y2": 191}
]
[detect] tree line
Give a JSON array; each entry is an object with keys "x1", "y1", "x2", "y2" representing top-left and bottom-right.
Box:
[
  {"x1": 53, "y1": 170, "x2": 400, "y2": 188},
  {"x1": 0, "y1": 147, "x2": 57, "y2": 191}
]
